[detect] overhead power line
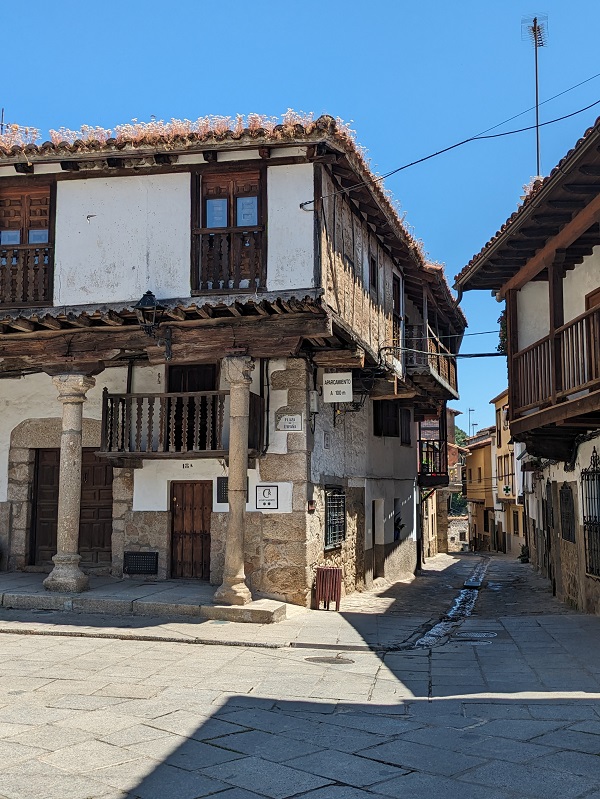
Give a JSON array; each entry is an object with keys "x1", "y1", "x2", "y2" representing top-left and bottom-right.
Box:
[{"x1": 300, "y1": 74, "x2": 600, "y2": 209}]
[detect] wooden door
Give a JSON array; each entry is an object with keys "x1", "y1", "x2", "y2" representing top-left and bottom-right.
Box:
[
  {"x1": 79, "y1": 452, "x2": 113, "y2": 564},
  {"x1": 32, "y1": 449, "x2": 113, "y2": 566},
  {"x1": 171, "y1": 481, "x2": 212, "y2": 579},
  {"x1": 31, "y1": 449, "x2": 60, "y2": 565}
]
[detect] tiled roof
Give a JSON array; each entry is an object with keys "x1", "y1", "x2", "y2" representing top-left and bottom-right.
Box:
[
  {"x1": 0, "y1": 113, "x2": 464, "y2": 326},
  {"x1": 454, "y1": 114, "x2": 600, "y2": 288}
]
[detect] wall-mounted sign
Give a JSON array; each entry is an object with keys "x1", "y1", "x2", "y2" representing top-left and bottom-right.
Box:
[
  {"x1": 276, "y1": 413, "x2": 303, "y2": 432},
  {"x1": 256, "y1": 485, "x2": 278, "y2": 509},
  {"x1": 323, "y1": 372, "x2": 353, "y2": 403}
]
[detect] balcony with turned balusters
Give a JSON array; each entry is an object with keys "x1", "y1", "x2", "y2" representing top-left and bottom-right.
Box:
[{"x1": 100, "y1": 388, "x2": 264, "y2": 459}]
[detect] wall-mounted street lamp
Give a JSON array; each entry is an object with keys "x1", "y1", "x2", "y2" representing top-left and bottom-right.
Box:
[{"x1": 133, "y1": 290, "x2": 172, "y2": 361}]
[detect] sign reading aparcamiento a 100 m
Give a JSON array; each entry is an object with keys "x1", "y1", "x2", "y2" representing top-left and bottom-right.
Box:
[{"x1": 323, "y1": 372, "x2": 353, "y2": 403}]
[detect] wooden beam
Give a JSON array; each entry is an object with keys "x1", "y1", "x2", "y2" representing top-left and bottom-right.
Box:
[
  {"x1": 0, "y1": 313, "x2": 332, "y2": 372},
  {"x1": 311, "y1": 347, "x2": 365, "y2": 369},
  {"x1": 511, "y1": 388, "x2": 600, "y2": 435},
  {"x1": 499, "y1": 192, "x2": 600, "y2": 298}
]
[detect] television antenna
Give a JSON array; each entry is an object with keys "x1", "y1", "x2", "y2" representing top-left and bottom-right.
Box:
[{"x1": 522, "y1": 13, "x2": 548, "y2": 177}]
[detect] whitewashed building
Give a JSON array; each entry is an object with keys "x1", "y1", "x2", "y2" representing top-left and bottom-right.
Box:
[
  {"x1": 456, "y1": 116, "x2": 600, "y2": 612},
  {"x1": 0, "y1": 115, "x2": 465, "y2": 605}
]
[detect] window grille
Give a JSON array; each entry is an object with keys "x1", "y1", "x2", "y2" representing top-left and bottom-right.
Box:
[
  {"x1": 216, "y1": 476, "x2": 249, "y2": 504},
  {"x1": 123, "y1": 551, "x2": 158, "y2": 575},
  {"x1": 559, "y1": 483, "x2": 576, "y2": 543},
  {"x1": 545, "y1": 479, "x2": 554, "y2": 529},
  {"x1": 325, "y1": 487, "x2": 346, "y2": 548},
  {"x1": 582, "y1": 447, "x2": 600, "y2": 576}
]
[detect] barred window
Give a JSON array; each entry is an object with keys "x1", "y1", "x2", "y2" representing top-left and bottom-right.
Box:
[
  {"x1": 559, "y1": 483, "x2": 576, "y2": 543},
  {"x1": 582, "y1": 448, "x2": 600, "y2": 576},
  {"x1": 325, "y1": 487, "x2": 346, "y2": 549}
]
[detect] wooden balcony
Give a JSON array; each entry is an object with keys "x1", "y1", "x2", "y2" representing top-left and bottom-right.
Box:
[
  {"x1": 418, "y1": 413, "x2": 449, "y2": 488},
  {"x1": 511, "y1": 305, "x2": 600, "y2": 436},
  {"x1": 193, "y1": 229, "x2": 264, "y2": 292},
  {"x1": 405, "y1": 324, "x2": 458, "y2": 399},
  {"x1": 0, "y1": 245, "x2": 53, "y2": 307},
  {"x1": 100, "y1": 390, "x2": 264, "y2": 459}
]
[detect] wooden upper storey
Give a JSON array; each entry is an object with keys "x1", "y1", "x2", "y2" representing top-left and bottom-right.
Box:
[
  {"x1": 0, "y1": 119, "x2": 465, "y2": 393},
  {"x1": 455, "y1": 116, "x2": 600, "y2": 457}
]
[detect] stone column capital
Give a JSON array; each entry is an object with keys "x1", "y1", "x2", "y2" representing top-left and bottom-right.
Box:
[
  {"x1": 222, "y1": 356, "x2": 254, "y2": 387},
  {"x1": 52, "y1": 374, "x2": 96, "y2": 404}
]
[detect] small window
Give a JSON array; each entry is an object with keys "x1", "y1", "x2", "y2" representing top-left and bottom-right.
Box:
[
  {"x1": 513, "y1": 510, "x2": 520, "y2": 535},
  {"x1": 468, "y1": 468, "x2": 472, "y2": 483},
  {"x1": 459, "y1": 531, "x2": 467, "y2": 542},
  {"x1": 369, "y1": 256, "x2": 378, "y2": 293},
  {"x1": 374, "y1": 401, "x2": 399, "y2": 437},
  {"x1": 400, "y1": 408, "x2": 411, "y2": 445},
  {"x1": 236, "y1": 196, "x2": 258, "y2": 227},
  {"x1": 28, "y1": 228, "x2": 49, "y2": 244},
  {"x1": 0, "y1": 229, "x2": 20, "y2": 245},
  {"x1": 325, "y1": 487, "x2": 346, "y2": 548},
  {"x1": 497, "y1": 457, "x2": 503, "y2": 480},
  {"x1": 559, "y1": 483, "x2": 575, "y2": 543},
  {"x1": 496, "y1": 408, "x2": 502, "y2": 448},
  {"x1": 477, "y1": 467, "x2": 482, "y2": 483},
  {"x1": 206, "y1": 198, "x2": 228, "y2": 228}
]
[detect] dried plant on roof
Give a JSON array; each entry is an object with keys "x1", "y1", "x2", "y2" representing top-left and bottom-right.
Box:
[{"x1": 0, "y1": 123, "x2": 40, "y2": 149}]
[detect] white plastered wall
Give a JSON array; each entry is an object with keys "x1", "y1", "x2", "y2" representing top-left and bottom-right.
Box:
[
  {"x1": 0, "y1": 368, "x2": 128, "y2": 501},
  {"x1": 54, "y1": 173, "x2": 191, "y2": 306},
  {"x1": 563, "y1": 247, "x2": 600, "y2": 323},
  {"x1": 517, "y1": 282, "x2": 549, "y2": 349},
  {"x1": 266, "y1": 164, "x2": 314, "y2": 291}
]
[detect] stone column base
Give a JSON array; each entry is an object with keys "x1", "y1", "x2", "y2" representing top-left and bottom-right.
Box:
[
  {"x1": 214, "y1": 579, "x2": 252, "y2": 606},
  {"x1": 43, "y1": 553, "x2": 89, "y2": 593}
]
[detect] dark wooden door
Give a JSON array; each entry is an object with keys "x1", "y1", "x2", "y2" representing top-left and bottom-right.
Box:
[
  {"x1": 171, "y1": 481, "x2": 212, "y2": 579},
  {"x1": 32, "y1": 449, "x2": 113, "y2": 566},
  {"x1": 79, "y1": 453, "x2": 113, "y2": 564}
]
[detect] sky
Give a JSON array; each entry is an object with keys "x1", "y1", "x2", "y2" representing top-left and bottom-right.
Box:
[{"x1": 2, "y1": 0, "x2": 600, "y2": 429}]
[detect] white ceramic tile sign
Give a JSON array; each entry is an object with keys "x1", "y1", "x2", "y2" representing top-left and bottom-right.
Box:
[
  {"x1": 323, "y1": 372, "x2": 353, "y2": 403},
  {"x1": 256, "y1": 485, "x2": 278, "y2": 510},
  {"x1": 276, "y1": 413, "x2": 303, "y2": 432}
]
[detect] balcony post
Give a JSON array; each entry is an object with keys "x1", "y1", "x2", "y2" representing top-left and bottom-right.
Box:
[
  {"x1": 214, "y1": 355, "x2": 254, "y2": 606},
  {"x1": 43, "y1": 373, "x2": 96, "y2": 593},
  {"x1": 548, "y1": 250, "x2": 566, "y2": 404}
]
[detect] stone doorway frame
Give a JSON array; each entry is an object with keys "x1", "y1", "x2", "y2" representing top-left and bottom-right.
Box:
[{"x1": 6, "y1": 418, "x2": 110, "y2": 572}]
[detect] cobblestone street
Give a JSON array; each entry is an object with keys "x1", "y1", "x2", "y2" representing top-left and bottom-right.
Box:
[{"x1": 1, "y1": 553, "x2": 600, "y2": 798}]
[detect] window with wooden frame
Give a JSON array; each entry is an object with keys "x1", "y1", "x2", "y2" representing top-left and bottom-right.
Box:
[
  {"x1": 495, "y1": 408, "x2": 502, "y2": 448},
  {"x1": 0, "y1": 185, "x2": 54, "y2": 306},
  {"x1": 400, "y1": 408, "x2": 411, "y2": 445},
  {"x1": 192, "y1": 170, "x2": 265, "y2": 292},
  {"x1": 369, "y1": 255, "x2": 378, "y2": 295},
  {"x1": 325, "y1": 487, "x2": 346, "y2": 548},
  {"x1": 513, "y1": 510, "x2": 520, "y2": 535},
  {"x1": 559, "y1": 482, "x2": 576, "y2": 543},
  {"x1": 373, "y1": 400, "x2": 399, "y2": 437}
]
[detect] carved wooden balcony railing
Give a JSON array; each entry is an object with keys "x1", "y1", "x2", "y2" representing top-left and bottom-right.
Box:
[
  {"x1": 512, "y1": 305, "x2": 600, "y2": 416},
  {"x1": 404, "y1": 323, "x2": 458, "y2": 396},
  {"x1": 100, "y1": 389, "x2": 265, "y2": 458},
  {"x1": 0, "y1": 245, "x2": 53, "y2": 307},
  {"x1": 193, "y1": 229, "x2": 265, "y2": 292}
]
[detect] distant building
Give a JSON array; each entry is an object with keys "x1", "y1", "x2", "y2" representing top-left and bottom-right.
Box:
[{"x1": 465, "y1": 427, "x2": 494, "y2": 550}]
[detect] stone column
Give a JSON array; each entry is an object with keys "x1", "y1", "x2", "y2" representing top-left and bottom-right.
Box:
[
  {"x1": 214, "y1": 356, "x2": 254, "y2": 605},
  {"x1": 43, "y1": 374, "x2": 96, "y2": 593}
]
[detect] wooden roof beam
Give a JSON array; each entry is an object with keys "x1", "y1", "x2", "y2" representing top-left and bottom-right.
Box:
[{"x1": 499, "y1": 192, "x2": 600, "y2": 298}]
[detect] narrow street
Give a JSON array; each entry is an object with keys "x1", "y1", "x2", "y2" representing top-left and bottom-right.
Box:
[{"x1": 0, "y1": 554, "x2": 599, "y2": 798}]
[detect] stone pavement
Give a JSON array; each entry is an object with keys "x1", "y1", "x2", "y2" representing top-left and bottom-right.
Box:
[{"x1": 2, "y1": 553, "x2": 600, "y2": 798}]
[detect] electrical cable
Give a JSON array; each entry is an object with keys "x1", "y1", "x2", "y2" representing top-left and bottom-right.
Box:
[{"x1": 300, "y1": 93, "x2": 600, "y2": 209}]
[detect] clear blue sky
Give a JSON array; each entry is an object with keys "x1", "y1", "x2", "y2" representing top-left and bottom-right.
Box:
[{"x1": 3, "y1": 0, "x2": 599, "y2": 429}]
